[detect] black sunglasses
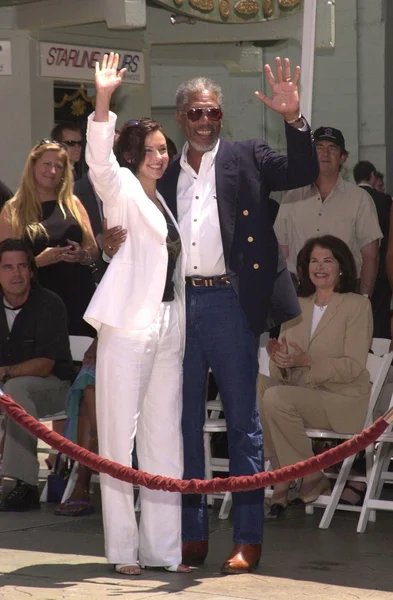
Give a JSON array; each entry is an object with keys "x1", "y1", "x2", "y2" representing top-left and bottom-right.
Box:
[
  {"x1": 124, "y1": 119, "x2": 140, "y2": 127},
  {"x1": 37, "y1": 138, "x2": 68, "y2": 150},
  {"x1": 182, "y1": 107, "x2": 223, "y2": 122},
  {"x1": 62, "y1": 140, "x2": 83, "y2": 148}
]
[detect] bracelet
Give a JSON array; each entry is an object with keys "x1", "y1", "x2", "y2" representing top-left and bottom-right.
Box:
[
  {"x1": 285, "y1": 112, "x2": 303, "y2": 124},
  {"x1": 80, "y1": 248, "x2": 93, "y2": 265}
]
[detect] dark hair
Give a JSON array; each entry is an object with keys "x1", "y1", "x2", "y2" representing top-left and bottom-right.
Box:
[
  {"x1": 297, "y1": 235, "x2": 357, "y2": 297},
  {"x1": 0, "y1": 238, "x2": 37, "y2": 280},
  {"x1": 51, "y1": 121, "x2": 82, "y2": 142},
  {"x1": 114, "y1": 118, "x2": 164, "y2": 174},
  {"x1": 375, "y1": 171, "x2": 384, "y2": 181},
  {"x1": 353, "y1": 160, "x2": 376, "y2": 184},
  {"x1": 165, "y1": 136, "x2": 178, "y2": 164}
]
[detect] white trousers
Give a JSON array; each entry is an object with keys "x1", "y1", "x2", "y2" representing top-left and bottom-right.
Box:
[{"x1": 96, "y1": 301, "x2": 183, "y2": 566}]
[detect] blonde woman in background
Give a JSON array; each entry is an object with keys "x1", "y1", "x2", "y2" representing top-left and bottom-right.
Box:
[{"x1": 0, "y1": 139, "x2": 98, "y2": 336}]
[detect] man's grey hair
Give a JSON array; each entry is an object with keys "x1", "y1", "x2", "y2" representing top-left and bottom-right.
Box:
[{"x1": 175, "y1": 77, "x2": 224, "y2": 112}]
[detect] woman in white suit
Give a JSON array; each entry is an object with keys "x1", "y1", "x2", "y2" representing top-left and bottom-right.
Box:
[{"x1": 84, "y1": 53, "x2": 189, "y2": 575}]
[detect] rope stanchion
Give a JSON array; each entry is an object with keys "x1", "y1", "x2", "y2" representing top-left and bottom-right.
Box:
[{"x1": 1, "y1": 391, "x2": 392, "y2": 494}]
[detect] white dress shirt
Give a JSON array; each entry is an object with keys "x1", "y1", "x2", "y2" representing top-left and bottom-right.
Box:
[
  {"x1": 310, "y1": 304, "x2": 327, "y2": 337},
  {"x1": 177, "y1": 141, "x2": 226, "y2": 277}
]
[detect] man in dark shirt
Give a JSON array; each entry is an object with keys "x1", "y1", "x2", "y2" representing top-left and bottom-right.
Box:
[
  {"x1": 0, "y1": 238, "x2": 75, "y2": 511},
  {"x1": 354, "y1": 160, "x2": 392, "y2": 338}
]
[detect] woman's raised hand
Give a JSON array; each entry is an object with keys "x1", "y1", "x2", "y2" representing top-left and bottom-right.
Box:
[{"x1": 95, "y1": 52, "x2": 127, "y2": 97}]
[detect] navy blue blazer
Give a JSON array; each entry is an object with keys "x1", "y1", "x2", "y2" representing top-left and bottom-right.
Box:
[{"x1": 158, "y1": 122, "x2": 319, "y2": 335}]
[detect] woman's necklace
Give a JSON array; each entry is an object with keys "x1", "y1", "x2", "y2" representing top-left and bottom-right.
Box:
[{"x1": 315, "y1": 303, "x2": 328, "y2": 311}]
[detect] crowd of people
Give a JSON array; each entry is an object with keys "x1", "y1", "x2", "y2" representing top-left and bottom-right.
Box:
[{"x1": 0, "y1": 52, "x2": 391, "y2": 576}]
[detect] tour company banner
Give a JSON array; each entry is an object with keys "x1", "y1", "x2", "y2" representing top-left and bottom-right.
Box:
[{"x1": 40, "y1": 42, "x2": 145, "y2": 85}]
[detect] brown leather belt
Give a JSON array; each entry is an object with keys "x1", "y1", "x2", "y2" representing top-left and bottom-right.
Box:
[{"x1": 185, "y1": 275, "x2": 231, "y2": 288}]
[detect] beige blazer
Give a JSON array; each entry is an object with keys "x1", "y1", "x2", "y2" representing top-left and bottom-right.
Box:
[
  {"x1": 269, "y1": 293, "x2": 373, "y2": 432},
  {"x1": 83, "y1": 112, "x2": 186, "y2": 352}
]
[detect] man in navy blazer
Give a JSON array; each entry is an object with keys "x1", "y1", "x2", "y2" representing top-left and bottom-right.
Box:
[{"x1": 157, "y1": 58, "x2": 319, "y2": 574}]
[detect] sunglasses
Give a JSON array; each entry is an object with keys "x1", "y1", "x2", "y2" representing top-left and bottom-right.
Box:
[
  {"x1": 37, "y1": 138, "x2": 68, "y2": 150},
  {"x1": 124, "y1": 119, "x2": 140, "y2": 127},
  {"x1": 62, "y1": 140, "x2": 83, "y2": 148},
  {"x1": 182, "y1": 107, "x2": 223, "y2": 122}
]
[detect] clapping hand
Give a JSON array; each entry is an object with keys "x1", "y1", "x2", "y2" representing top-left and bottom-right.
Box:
[
  {"x1": 35, "y1": 245, "x2": 72, "y2": 267},
  {"x1": 61, "y1": 239, "x2": 85, "y2": 263},
  {"x1": 271, "y1": 337, "x2": 311, "y2": 369},
  {"x1": 255, "y1": 57, "x2": 300, "y2": 123}
]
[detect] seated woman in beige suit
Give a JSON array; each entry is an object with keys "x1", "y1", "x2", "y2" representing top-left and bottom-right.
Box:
[
  {"x1": 84, "y1": 53, "x2": 189, "y2": 575},
  {"x1": 258, "y1": 234, "x2": 372, "y2": 516}
]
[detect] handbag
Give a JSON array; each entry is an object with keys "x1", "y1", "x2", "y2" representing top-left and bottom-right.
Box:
[{"x1": 46, "y1": 453, "x2": 73, "y2": 503}]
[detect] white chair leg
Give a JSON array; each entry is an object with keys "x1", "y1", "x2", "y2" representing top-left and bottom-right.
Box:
[
  {"x1": 218, "y1": 491, "x2": 232, "y2": 520},
  {"x1": 60, "y1": 461, "x2": 79, "y2": 504},
  {"x1": 375, "y1": 446, "x2": 393, "y2": 500},
  {"x1": 204, "y1": 431, "x2": 214, "y2": 506},
  {"x1": 40, "y1": 481, "x2": 48, "y2": 502},
  {"x1": 357, "y1": 442, "x2": 389, "y2": 533},
  {"x1": 135, "y1": 487, "x2": 141, "y2": 512},
  {"x1": 318, "y1": 455, "x2": 356, "y2": 529}
]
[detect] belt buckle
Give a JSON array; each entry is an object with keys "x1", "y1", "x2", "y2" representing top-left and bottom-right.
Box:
[{"x1": 192, "y1": 277, "x2": 204, "y2": 287}]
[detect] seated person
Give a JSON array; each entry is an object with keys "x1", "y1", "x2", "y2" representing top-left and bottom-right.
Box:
[
  {"x1": 257, "y1": 234, "x2": 372, "y2": 516},
  {"x1": 0, "y1": 238, "x2": 75, "y2": 512},
  {"x1": 54, "y1": 339, "x2": 98, "y2": 516}
]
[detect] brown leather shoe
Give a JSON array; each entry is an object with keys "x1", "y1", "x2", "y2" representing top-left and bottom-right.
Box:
[
  {"x1": 221, "y1": 543, "x2": 261, "y2": 575},
  {"x1": 182, "y1": 540, "x2": 208, "y2": 566}
]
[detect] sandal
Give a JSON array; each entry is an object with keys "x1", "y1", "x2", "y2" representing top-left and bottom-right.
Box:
[
  {"x1": 340, "y1": 483, "x2": 366, "y2": 506},
  {"x1": 165, "y1": 564, "x2": 192, "y2": 573},
  {"x1": 141, "y1": 563, "x2": 192, "y2": 573},
  {"x1": 54, "y1": 499, "x2": 95, "y2": 517},
  {"x1": 115, "y1": 564, "x2": 142, "y2": 576}
]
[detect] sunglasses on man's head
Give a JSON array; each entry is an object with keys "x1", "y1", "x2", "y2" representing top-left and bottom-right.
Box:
[
  {"x1": 62, "y1": 140, "x2": 83, "y2": 148},
  {"x1": 183, "y1": 107, "x2": 223, "y2": 122}
]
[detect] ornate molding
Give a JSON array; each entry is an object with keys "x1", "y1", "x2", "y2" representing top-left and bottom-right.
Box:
[{"x1": 154, "y1": 0, "x2": 301, "y2": 24}]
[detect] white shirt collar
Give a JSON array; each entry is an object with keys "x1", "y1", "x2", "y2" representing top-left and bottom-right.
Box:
[{"x1": 180, "y1": 139, "x2": 220, "y2": 171}]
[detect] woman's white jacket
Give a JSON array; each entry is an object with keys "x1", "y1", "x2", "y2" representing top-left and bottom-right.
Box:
[{"x1": 83, "y1": 112, "x2": 186, "y2": 354}]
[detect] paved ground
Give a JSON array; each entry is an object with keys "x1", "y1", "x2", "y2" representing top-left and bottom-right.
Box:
[{"x1": 1, "y1": 477, "x2": 393, "y2": 600}]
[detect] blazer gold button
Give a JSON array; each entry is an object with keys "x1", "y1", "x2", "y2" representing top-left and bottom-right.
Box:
[
  {"x1": 253, "y1": 263, "x2": 259, "y2": 269},
  {"x1": 248, "y1": 236, "x2": 254, "y2": 242},
  {"x1": 243, "y1": 210, "x2": 249, "y2": 216}
]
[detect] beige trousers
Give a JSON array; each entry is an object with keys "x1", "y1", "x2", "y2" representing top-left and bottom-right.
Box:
[{"x1": 257, "y1": 374, "x2": 336, "y2": 467}]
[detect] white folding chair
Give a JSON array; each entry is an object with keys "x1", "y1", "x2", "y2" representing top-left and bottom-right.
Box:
[
  {"x1": 305, "y1": 350, "x2": 393, "y2": 529},
  {"x1": 371, "y1": 338, "x2": 391, "y2": 357},
  {"x1": 203, "y1": 395, "x2": 232, "y2": 518},
  {"x1": 357, "y1": 390, "x2": 393, "y2": 532}
]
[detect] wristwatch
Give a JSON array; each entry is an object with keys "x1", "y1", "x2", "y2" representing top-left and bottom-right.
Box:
[
  {"x1": 2, "y1": 366, "x2": 10, "y2": 383},
  {"x1": 285, "y1": 113, "x2": 304, "y2": 125}
]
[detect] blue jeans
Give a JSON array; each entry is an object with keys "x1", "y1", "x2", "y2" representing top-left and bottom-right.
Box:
[{"x1": 182, "y1": 284, "x2": 264, "y2": 544}]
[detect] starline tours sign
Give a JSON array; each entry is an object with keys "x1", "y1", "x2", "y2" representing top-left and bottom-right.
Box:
[{"x1": 39, "y1": 42, "x2": 145, "y2": 85}]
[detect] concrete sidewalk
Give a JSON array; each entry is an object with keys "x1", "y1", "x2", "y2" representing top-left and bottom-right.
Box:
[{"x1": 1, "y1": 486, "x2": 393, "y2": 600}]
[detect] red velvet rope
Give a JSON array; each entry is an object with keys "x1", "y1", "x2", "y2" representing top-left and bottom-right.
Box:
[{"x1": 0, "y1": 392, "x2": 389, "y2": 494}]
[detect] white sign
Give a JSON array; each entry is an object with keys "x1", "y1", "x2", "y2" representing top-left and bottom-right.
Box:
[
  {"x1": 0, "y1": 41, "x2": 12, "y2": 76},
  {"x1": 39, "y1": 42, "x2": 145, "y2": 85}
]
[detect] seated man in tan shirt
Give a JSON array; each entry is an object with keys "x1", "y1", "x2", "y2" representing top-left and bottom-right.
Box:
[{"x1": 275, "y1": 127, "x2": 382, "y2": 298}]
